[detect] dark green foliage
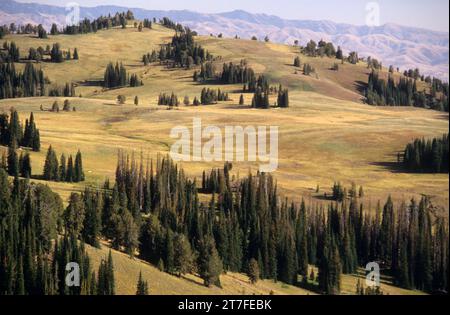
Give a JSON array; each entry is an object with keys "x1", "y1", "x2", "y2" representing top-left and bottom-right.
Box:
[
  {"x1": 0, "y1": 174, "x2": 113, "y2": 295},
  {"x1": 402, "y1": 134, "x2": 449, "y2": 173},
  {"x1": 37, "y1": 24, "x2": 47, "y2": 39},
  {"x1": 43, "y1": 146, "x2": 84, "y2": 182},
  {"x1": 19, "y1": 151, "x2": 32, "y2": 178},
  {"x1": 7, "y1": 140, "x2": 19, "y2": 177},
  {"x1": 50, "y1": 43, "x2": 64, "y2": 63},
  {"x1": 61, "y1": 11, "x2": 134, "y2": 35},
  {"x1": 103, "y1": 62, "x2": 127, "y2": 88},
  {"x1": 146, "y1": 26, "x2": 210, "y2": 69},
  {"x1": 136, "y1": 271, "x2": 149, "y2": 295},
  {"x1": 198, "y1": 236, "x2": 223, "y2": 287},
  {"x1": 366, "y1": 71, "x2": 448, "y2": 112},
  {"x1": 0, "y1": 62, "x2": 46, "y2": 99},
  {"x1": 219, "y1": 60, "x2": 256, "y2": 85},
  {"x1": 158, "y1": 92, "x2": 179, "y2": 106},
  {"x1": 277, "y1": 85, "x2": 289, "y2": 108},
  {"x1": 73, "y1": 48, "x2": 79, "y2": 60}
]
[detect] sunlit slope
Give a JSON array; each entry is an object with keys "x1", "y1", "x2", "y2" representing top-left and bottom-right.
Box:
[{"x1": 85, "y1": 242, "x2": 425, "y2": 295}]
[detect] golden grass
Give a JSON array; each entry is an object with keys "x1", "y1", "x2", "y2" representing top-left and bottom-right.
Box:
[
  {"x1": 85, "y1": 242, "x2": 313, "y2": 295},
  {"x1": 1, "y1": 26, "x2": 448, "y2": 211}
]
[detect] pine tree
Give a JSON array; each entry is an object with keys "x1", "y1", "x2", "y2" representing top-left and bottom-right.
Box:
[
  {"x1": 74, "y1": 150, "x2": 85, "y2": 182},
  {"x1": 7, "y1": 140, "x2": 19, "y2": 177},
  {"x1": 43, "y1": 145, "x2": 59, "y2": 181},
  {"x1": 136, "y1": 271, "x2": 149, "y2": 295},
  {"x1": 73, "y1": 48, "x2": 79, "y2": 60},
  {"x1": 20, "y1": 151, "x2": 32, "y2": 178},
  {"x1": 247, "y1": 258, "x2": 260, "y2": 284}
]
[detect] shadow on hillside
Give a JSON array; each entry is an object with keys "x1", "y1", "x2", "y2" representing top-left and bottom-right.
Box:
[
  {"x1": 355, "y1": 80, "x2": 367, "y2": 94},
  {"x1": 370, "y1": 161, "x2": 406, "y2": 173},
  {"x1": 78, "y1": 80, "x2": 103, "y2": 87},
  {"x1": 314, "y1": 194, "x2": 337, "y2": 202}
]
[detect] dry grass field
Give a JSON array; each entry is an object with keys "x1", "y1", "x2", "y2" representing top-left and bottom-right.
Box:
[
  {"x1": 0, "y1": 23, "x2": 448, "y2": 295},
  {"x1": 85, "y1": 242, "x2": 426, "y2": 295}
]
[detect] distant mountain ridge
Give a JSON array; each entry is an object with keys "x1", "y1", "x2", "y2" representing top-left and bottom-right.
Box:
[{"x1": 1, "y1": 0, "x2": 448, "y2": 80}]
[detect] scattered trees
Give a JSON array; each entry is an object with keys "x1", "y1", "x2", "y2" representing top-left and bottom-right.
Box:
[{"x1": 43, "y1": 145, "x2": 85, "y2": 182}]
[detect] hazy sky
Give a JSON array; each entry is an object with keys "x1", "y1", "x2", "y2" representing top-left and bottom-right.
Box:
[{"x1": 15, "y1": 0, "x2": 450, "y2": 32}]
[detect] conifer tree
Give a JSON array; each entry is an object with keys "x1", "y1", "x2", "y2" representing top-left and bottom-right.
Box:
[{"x1": 136, "y1": 271, "x2": 149, "y2": 295}]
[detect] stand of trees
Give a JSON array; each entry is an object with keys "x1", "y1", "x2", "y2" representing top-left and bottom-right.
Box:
[
  {"x1": 103, "y1": 62, "x2": 142, "y2": 88},
  {"x1": 146, "y1": 27, "x2": 211, "y2": 69},
  {"x1": 0, "y1": 169, "x2": 116, "y2": 295},
  {"x1": 43, "y1": 146, "x2": 85, "y2": 183},
  {"x1": 199, "y1": 88, "x2": 229, "y2": 105},
  {"x1": 366, "y1": 71, "x2": 449, "y2": 112},
  {"x1": 0, "y1": 63, "x2": 45, "y2": 99},
  {"x1": 0, "y1": 109, "x2": 40, "y2": 151},
  {"x1": 303, "y1": 40, "x2": 336, "y2": 58},
  {"x1": 402, "y1": 134, "x2": 449, "y2": 173},
  {"x1": 51, "y1": 11, "x2": 134, "y2": 35},
  {"x1": 218, "y1": 61, "x2": 256, "y2": 85},
  {"x1": 158, "y1": 92, "x2": 179, "y2": 106}
]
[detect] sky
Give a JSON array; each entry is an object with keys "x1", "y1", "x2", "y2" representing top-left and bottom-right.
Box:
[{"x1": 15, "y1": 0, "x2": 450, "y2": 32}]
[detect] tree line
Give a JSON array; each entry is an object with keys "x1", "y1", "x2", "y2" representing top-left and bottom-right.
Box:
[
  {"x1": 1, "y1": 41, "x2": 79, "y2": 63},
  {"x1": 51, "y1": 11, "x2": 135, "y2": 36},
  {"x1": 366, "y1": 71, "x2": 449, "y2": 112}
]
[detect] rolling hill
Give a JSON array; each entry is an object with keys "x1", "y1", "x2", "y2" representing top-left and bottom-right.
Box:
[{"x1": 1, "y1": 0, "x2": 448, "y2": 80}]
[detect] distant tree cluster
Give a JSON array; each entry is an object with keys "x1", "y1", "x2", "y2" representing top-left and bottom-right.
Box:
[
  {"x1": 277, "y1": 85, "x2": 289, "y2": 108},
  {"x1": 148, "y1": 27, "x2": 211, "y2": 69},
  {"x1": 37, "y1": 24, "x2": 47, "y2": 38},
  {"x1": 218, "y1": 61, "x2": 256, "y2": 85},
  {"x1": 0, "y1": 41, "x2": 20, "y2": 62},
  {"x1": 303, "y1": 39, "x2": 336, "y2": 58},
  {"x1": 0, "y1": 26, "x2": 6, "y2": 39},
  {"x1": 158, "y1": 92, "x2": 179, "y2": 106},
  {"x1": 249, "y1": 78, "x2": 289, "y2": 109},
  {"x1": 48, "y1": 82, "x2": 76, "y2": 97},
  {"x1": 303, "y1": 63, "x2": 315, "y2": 76},
  {"x1": 366, "y1": 71, "x2": 449, "y2": 112},
  {"x1": 367, "y1": 56, "x2": 382, "y2": 70},
  {"x1": 142, "y1": 51, "x2": 158, "y2": 65},
  {"x1": 200, "y1": 88, "x2": 229, "y2": 105},
  {"x1": 195, "y1": 61, "x2": 216, "y2": 81},
  {"x1": 1, "y1": 41, "x2": 79, "y2": 64},
  {"x1": 143, "y1": 19, "x2": 153, "y2": 29},
  {"x1": 50, "y1": 11, "x2": 135, "y2": 35},
  {"x1": 0, "y1": 63, "x2": 47, "y2": 99},
  {"x1": 402, "y1": 134, "x2": 449, "y2": 173},
  {"x1": 159, "y1": 17, "x2": 185, "y2": 32},
  {"x1": 103, "y1": 62, "x2": 142, "y2": 88},
  {"x1": 43, "y1": 145, "x2": 85, "y2": 182},
  {"x1": 0, "y1": 109, "x2": 40, "y2": 151}
]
